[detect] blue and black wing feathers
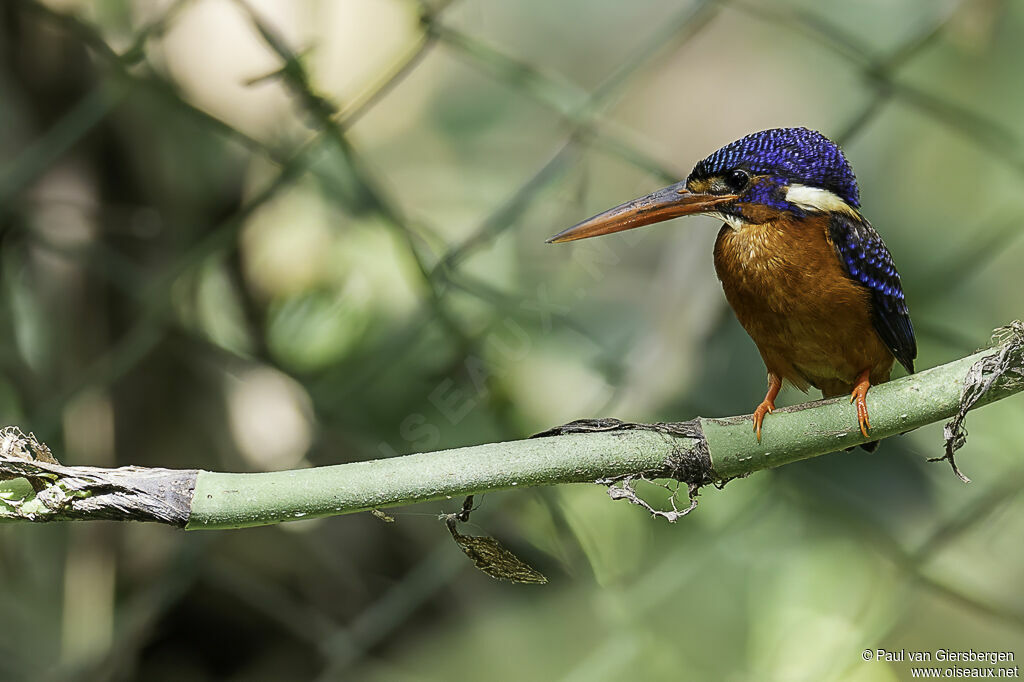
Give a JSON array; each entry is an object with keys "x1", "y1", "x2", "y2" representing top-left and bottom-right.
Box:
[{"x1": 828, "y1": 213, "x2": 916, "y2": 374}]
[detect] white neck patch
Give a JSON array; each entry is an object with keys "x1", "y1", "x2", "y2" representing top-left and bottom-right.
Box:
[
  {"x1": 784, "y1": 184, "x2": 858, "y2": 217},
  {"x1": 707, "y1": 211, "x2": 746, "y2": 231},
  {"x1": 707, "y1": 184, "x2": 859, "y2": 231}
]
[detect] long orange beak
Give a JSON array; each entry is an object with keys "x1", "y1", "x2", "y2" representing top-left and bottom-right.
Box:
[{"x1": 546, "y1": 181, "x2": 739, "y2": 243}]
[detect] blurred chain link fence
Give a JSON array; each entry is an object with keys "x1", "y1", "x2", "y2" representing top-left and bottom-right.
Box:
[{"x1": 2, "y1": 0, "x2": 1023, "y2": 679}]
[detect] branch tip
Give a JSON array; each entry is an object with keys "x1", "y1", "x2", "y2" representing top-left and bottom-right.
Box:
[{"x1": 935, "y1": 321, "x2": 1024, "y2": 482}]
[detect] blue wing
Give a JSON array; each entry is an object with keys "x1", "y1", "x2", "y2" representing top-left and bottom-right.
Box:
[{"x1": 828, "y1": 213, "x2": 916, "y2": 373}]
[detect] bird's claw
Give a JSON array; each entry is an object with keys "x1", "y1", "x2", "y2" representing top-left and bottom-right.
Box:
[
  {"x1": 753, "y1": 374, "x2": 783, "y2": 443},
  {"x1": 752, "y1": 400, "x2": 775, "y2": 443},
  {"x1": 850, "y1": 371, "x2": 871, "y2": 438}
]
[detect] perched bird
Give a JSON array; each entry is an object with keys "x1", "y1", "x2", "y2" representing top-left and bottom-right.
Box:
[{"x1": 547, "y1": 127, "x2": 915, "y2": 450}]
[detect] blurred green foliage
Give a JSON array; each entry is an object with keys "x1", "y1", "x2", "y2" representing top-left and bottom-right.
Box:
[{"x1": 1, "y1": 0, "x2": 1023, "y2": 680}]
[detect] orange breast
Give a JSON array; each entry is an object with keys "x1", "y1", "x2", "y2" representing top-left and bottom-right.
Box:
[{"x1": 712, "y1": 215, "x2": 894, "y2": 395}]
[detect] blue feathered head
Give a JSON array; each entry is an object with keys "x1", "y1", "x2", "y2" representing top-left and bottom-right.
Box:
[
  {"x1": 547, "y1": 127, "x2": 863, "y2": 244},
  {"x1": 688, "y1": 127, "x2": 860, "y2": 211}
]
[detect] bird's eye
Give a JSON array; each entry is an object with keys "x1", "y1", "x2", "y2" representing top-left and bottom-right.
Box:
[{"x1": 723, "y1": 169, "x2": 750, "y2": 193}]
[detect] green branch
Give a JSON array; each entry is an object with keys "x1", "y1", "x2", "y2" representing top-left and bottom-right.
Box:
[{"x1": 1, "y1": 324, "x2": 1021, "y2": 529}]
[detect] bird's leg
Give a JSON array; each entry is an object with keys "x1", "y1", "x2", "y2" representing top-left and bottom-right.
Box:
[
  {"x1": 849, "y1": 368, "x2": 872, "y2": 438},
  {"x1": 753, "y1": 373, "x2": 782, "y2": 442}
]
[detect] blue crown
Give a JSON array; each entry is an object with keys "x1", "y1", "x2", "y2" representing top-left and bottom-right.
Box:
[{"x1": 688, "y1": 127, "x2": 860, "y2": 208}]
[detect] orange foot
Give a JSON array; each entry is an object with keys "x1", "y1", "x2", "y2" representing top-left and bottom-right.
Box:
[
  {"x1": 850, "y1": 368, "x2": 872, "y2": 438},
  {"x1": 753, "y1": 373, "x2": 782, "y2": 443}
]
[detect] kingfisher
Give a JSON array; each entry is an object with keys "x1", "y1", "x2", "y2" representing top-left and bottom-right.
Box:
[{"x1": 547, "y1": 127, "x2": 916, "y2": 450}]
